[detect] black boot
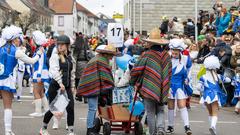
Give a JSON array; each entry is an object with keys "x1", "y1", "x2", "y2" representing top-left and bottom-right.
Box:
[
  {"x1": 87, "y1": 128, "x2": 100, "y2": 135},
  {"x1": 84, "y1": 97, "x2": 88, "y2": 103}
]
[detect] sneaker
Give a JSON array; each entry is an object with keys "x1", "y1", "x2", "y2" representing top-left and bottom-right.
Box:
[
  {"x1": 209, "y1": 127, "x2": 217, "y2": 135},
  {"x1": 156, "y1": 127, "x2": 166, "y2": 135},
  {"x1": 234, "y1": 108, "x2": 240, "y2": 115},
  {"x1": 166, "y1": 126, "x2": 174, "y2": 134},
  {"x1": 52, "y1": 122, "x2": 59, "y2": 130},
  {"x1": 66, "y1": 132, "x2": 75, "y2": 135},
  {"x1": 17, "y1": 96, "x2": 22, "y2": 102},
  {"x1": 184, "y1": 126, "x2": 192, "y2": 135},
  {"x1": 40, "y1": 128, "x2": 50, "y2": 135},
  {"x1": 66, "y1": 124, "x2": 68, "y2": 130},
  {"x1": 29, "y1": 112, "x2": 43, "y2": 117},
  {"x1": 5, "y1": 131, "x2": 15, "y2": 135}
]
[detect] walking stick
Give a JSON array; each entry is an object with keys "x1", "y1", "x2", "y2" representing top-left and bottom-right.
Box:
[{"x1": 127, "y1": 86, "x2": 139, "y2": 131}]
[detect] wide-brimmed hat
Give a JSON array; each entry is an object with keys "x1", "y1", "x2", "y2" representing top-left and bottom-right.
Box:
[
  {"x1": 142, "y1": 28, "x2": 169, "y2": 45},
  {"x1": 96, "y1": 44, "x2": 120, "y2": 55}
]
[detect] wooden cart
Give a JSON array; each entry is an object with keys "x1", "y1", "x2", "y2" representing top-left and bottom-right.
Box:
[{"x1": 94, "y1": 104, "x2": 143, "y2": 135}]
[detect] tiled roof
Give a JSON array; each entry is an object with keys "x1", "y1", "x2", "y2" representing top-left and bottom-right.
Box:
[
  {"x1": 49, "y1": 0, "x2": 74, "y2": 14},
  {"x1": 76, "y1": 2, "x2": 98, "y2": 18},
  {"x1": 0, "y1": 0, "x2": 12, "y2": 10},
  {"x1": 21, "y1": 0, "x2": 54, "y2": 16}
]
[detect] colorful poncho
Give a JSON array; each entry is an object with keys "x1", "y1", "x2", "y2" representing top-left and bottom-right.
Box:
[
  {"x1": 78, "y1": 55, "x2": 114, "y2": 97},
  {"x1": 130, "y1": 50, "x2": 172, "y2": 104}
]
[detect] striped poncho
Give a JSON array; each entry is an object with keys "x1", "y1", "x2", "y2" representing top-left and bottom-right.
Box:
[
  {"x1": 78, "y1": 55, "x2": 114, "y2": 97},
  {"x1": 130, "y1": 50, "x2": 172, "y2": 104}
]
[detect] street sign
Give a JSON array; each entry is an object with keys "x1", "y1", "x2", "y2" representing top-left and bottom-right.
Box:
[
  {"x1": 113, "y1": 13, "x2": 124, "y2": 19},
  {"x1": 107, "y1": 23, "x2": 124, "y2": 47}
]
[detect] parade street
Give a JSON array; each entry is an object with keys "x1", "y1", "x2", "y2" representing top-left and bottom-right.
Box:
[{"x1": 0, "y1": 88, "x2": 239, "y2": 135}]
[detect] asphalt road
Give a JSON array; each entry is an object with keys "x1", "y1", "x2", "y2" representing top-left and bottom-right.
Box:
[{"x1": 0, "y1": 87, "x2": 240, "y2": 135}]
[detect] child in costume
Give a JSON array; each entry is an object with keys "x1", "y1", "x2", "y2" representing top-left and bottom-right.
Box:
[
  {"x1": 197, "y1": 55, "x2": 231, "y2": 135},
  {"x1": 231, "y1": 67, "x2": 240, "y2": 114},
  {"x1": 166, "y1": 39, "x2": 192, "y2": 135}
]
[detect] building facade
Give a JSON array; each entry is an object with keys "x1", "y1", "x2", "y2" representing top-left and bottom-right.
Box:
[
  {"x1": 49, "y1": 0, "x2": 77, "y2": 37},
  {"x1": 124, "y1": 0, "x2": 236, "y2": 34},
  {"x1": 76, "y1": 3, "x2": 99, "y2": 36},
  {"x1": 0, "y1": 0, "x2": 14, "y2": 30},
  {"x1": 5, "y1": 0, "x2": 53, "y2": 34}
]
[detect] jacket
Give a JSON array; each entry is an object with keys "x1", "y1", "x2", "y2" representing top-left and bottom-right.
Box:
[
  {"x1": 215, "y1": 13, "x2": 231, "y2": 36},
  {"x1": 49, "y1": 48, "x2": 76, "y2": 88}
]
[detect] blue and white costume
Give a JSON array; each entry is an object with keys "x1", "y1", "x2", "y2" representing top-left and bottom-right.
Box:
[
  {"x1": 198, "y1": 73, "x2": 230, "y2": 106},
  {"x1": 32, "y1": 31, "x2": 50, "y2": 83},
  {"x1": 32, "y1": 49, "x2": 49, "y2": 83},
  {"x1": 0, "y1": 43, "x2": 19, "y2": 93},
  {"x1": 232, "y1": 75, "x2": 240, "y2": 98},
  {"x1": 168, "y1": 38, "x2": 192, "y2": 99},
  {"x1": 197, "y1": 56, "x2": 231, "y2": 107},
  {"x1": 169, "y1": 55, "x2": 192, "y2": 99}
]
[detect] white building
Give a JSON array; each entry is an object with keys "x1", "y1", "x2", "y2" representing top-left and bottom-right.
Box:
[
  {"x1": 76, "y1": 2, "x2": 99, "y2": 36},
  {"x1": 49, "y1": 0, "x2": 77, "y2": 37}
]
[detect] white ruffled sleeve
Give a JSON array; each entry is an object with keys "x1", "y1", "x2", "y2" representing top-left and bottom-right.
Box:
[{"x1": 15, "y1": 50, "x2": 39, "y2": 64}]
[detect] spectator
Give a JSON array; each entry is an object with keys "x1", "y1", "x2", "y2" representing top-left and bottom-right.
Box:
[
  {"x1": 195, "y1": 35, "x2": 210, "y2": 63},
  {"x1": 232, "y1": 11, "x2": 240, "y2": 33},
  {"x1": 184, "y1": 19, "x2": 195, "y2": 38},
  {"x1": 160, "y1": 16, "x2": 169, "y2": 35},
  {"x1": 215, "y1": 7, "x2": 231, "y2": 37}
]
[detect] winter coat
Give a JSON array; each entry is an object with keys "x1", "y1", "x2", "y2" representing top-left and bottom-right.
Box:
[
  {"x1": 184, "y1": 22, "x2": 195, "y2": 37},
  {"x1": 49, "y1": 48, "x2": 76, "y2": 88},
  {"x1": 160, "y1": 20, "x2": 169, "y2": 34}
]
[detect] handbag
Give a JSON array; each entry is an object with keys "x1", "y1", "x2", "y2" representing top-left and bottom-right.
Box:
[{"x1": 49, "y1": 90, "x2": 70, "y2": 119}]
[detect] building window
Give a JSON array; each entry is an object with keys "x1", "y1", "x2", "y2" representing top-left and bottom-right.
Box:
[{"x1": 58, "y1": 16, "x2": 64, "y2": 26}]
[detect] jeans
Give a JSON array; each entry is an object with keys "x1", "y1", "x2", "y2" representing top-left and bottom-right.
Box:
[
  {"x1": 144, "y1": 98, "x2": 165, "y2": 135},
  {"x1": 87, "y1": 96, "x2": 98, "y2": 128}
]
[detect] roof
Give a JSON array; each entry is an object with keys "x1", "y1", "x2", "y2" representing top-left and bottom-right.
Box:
[
  {"x1": 49, "y1": 0, "x2": 74, "y2": 14},
  {"x1": 20, "y1": 0, "x2": 54, "y2": 16},
  {"x1": 0, "y1": 0, "x2": 12, "y2": 10},
  {"x1": 102, "y1": 19, "x2": 116, "y2": 23},
  {"x1": 76, "y1": 2, "x2": 98, "y2": 18}
]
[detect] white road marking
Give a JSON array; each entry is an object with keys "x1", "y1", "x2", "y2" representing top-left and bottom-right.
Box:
[
  {"x1": 14, "y1": 95, "x2": 34, "y2": 99},
  {"x1": 189, "y1": 120, "x2": 205, "y2": 123},
  {"x1": 218, "y1": 121, "x2": 238, "y2": 124},
  {"x1": 12, "y1": 116, "x2": 34, "y2": 119}
]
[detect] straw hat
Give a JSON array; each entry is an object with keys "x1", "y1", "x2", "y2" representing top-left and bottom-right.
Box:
[
  {"x1": 142, "y1": 28, "x2": 169, "y2": 45},
  {"x1": 96, "y1": 44, "x2": 120, "y2": 55},
  {"x1": 232, "y1": 11, "x2": 239, "y2": 16}
]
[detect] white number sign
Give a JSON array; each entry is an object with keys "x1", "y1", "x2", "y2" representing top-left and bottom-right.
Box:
[{"x1": 107, "y1": 23, "x2": 124, "y2": 47}]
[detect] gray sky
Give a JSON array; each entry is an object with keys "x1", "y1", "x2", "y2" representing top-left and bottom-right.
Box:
[{"x1": 77, "y1": 0, "x2": 124, "y2": 17}]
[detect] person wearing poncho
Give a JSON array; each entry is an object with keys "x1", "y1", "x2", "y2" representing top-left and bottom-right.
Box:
[
  {"x1": 77, "y1": 44, "x2": 117, "y2": 135},
  {"x1": 130, "y1": 28, "x2": 172, "y2": 135},
  {"x1": 197, "y1": 55, "x2": 231, "y2": 135}
]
